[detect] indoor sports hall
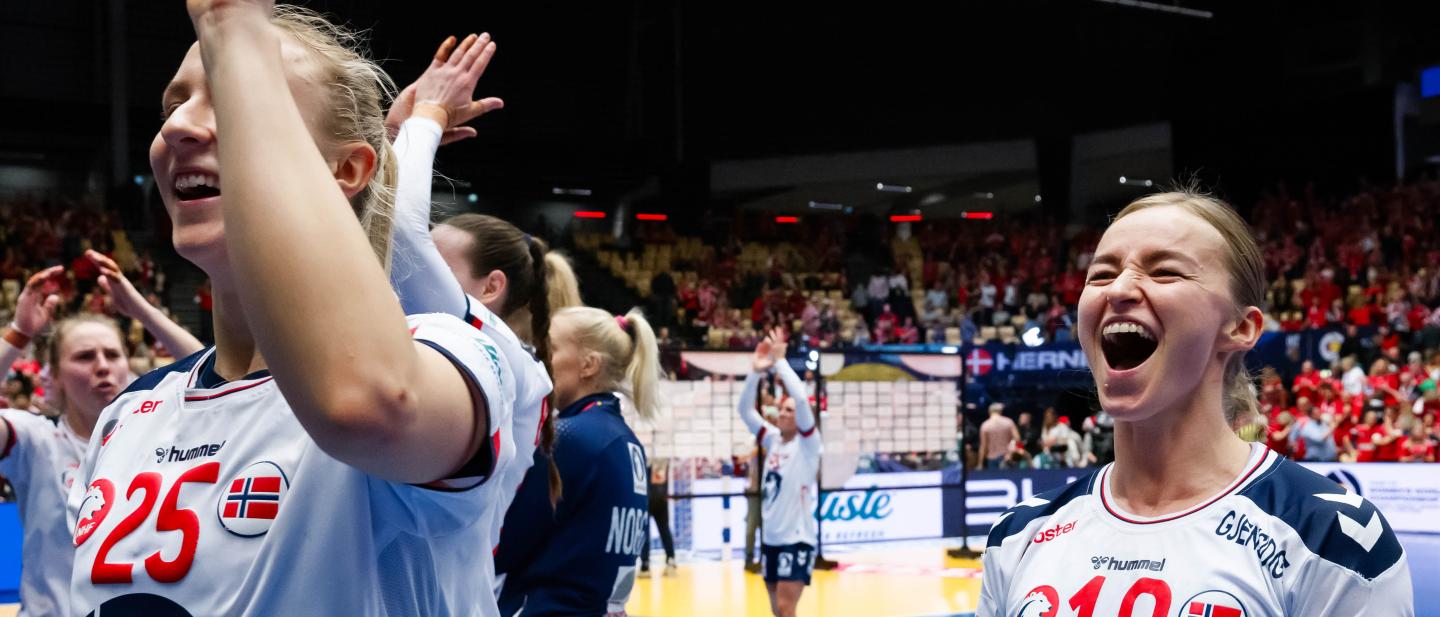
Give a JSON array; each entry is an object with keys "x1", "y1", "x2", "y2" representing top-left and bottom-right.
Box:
[{"x1": 0, "y1": 2, "x2": 1436, "y2": 616}]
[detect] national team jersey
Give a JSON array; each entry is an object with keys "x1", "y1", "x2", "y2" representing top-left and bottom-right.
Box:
[
  {"x1": 494, "y1": 392, "x2": 650, "y2": 617},
  {"x1": 461, "y1": 295, "x2": 552, "y2": 600},
  {"x1": 66, "y1": 313, "x2": 516, "y2": 617},
  {"x1": 756, "y1": 421, "x2": 822, "y2": 547},
  {"x1": 0, "y1": 410, "x2": 87, "y2": 617},
  {"x1": 978, "y1": 444, "x2": 1414, "y2": 617}
]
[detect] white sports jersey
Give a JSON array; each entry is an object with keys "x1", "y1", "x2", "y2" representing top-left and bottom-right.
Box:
[
  {"x1": 66, "y1": 313, "x2": 516, "y2": 617},
  {"x1": 757, "y1": 425, "x2": 822, "y2": 547},
  {"x1": 460, "y1": 295, "x2": 551, "y2": 597},
  {"x1": 978, "y1": 444, "x2": 1414, "y2": 617},
  {"x1": 0, "y1": 410, "x2": 87, "y2": 617}
]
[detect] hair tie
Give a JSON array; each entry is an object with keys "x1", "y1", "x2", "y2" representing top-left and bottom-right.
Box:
[
  {"x1": 522, "y1": 233, "x2": 532, "y2": 245},
  {"x1": 615, "y1": 315, "x2": 630, "y2": 331}
]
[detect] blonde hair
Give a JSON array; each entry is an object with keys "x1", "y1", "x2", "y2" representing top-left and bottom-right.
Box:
[
  {"x1": 556, "y1": 306, "x2": 662, "y2": 421},
  {"x1": 1114, "y1": 187, "x2": 1266, "y2": 425},
  {"x1": 270, "y1": 5, "x2": 398, "y2": 269}
]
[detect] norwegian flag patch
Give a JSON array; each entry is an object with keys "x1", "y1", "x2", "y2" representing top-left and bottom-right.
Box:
[{"x1": 217, "y1": 461, "x2": 289, "y2": 537}]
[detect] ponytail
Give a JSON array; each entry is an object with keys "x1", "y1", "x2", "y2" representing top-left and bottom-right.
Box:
[
  {"x1": 555, "y1": 306, "x2": 665, "y2": 422},
  {"x1": 1222, "y1": 355, "x2": 1258, "y2": 429},
  {"x1": 620, "y1": 308, "x2": 662, "y2": 422}
]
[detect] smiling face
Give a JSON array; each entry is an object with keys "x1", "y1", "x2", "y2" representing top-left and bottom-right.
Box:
[
  {"x1": 1079, "y1": 205, "x2": 1253, "y2": 422},
  {"x1": 150, "y1": 41, "x2": 345, "y2": 272}
]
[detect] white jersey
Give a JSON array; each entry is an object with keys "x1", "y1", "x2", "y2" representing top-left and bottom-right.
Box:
[
  {"x1": 460, "y1": 295, "x2": 551, "y2": 598},
  {"x1": 757, "y1": 424, "x2": 822, "y2": 547},
  {"x1": 0, "y1": 410, "x2": 87, "y2": 617},
  {"x1": 978, "y1": 444, "x2": 1414, "y2": 617},
  {"x1": 66, "y1": 313, "x2": 516, "y2": 617}
]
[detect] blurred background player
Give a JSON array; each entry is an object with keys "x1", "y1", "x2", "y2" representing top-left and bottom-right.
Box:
[
  {"x1": 639, "y1": 456, "x2": 677, "y2": 576},
  {"x1": 737, "y1": 328, "x2": 821, "y2": 617},
  {"x1": 0, "y1": 258, "x2": 198, "y2": 617},
  {"x1": 67, "y1": 4, "x2": 518, "y2": 614},
  {"x1": 978, "y1": 189, "x2": 1413, "y2": 616},
  {"x1": 495, "y1": 306, "x2": 662, "y2": 616}
]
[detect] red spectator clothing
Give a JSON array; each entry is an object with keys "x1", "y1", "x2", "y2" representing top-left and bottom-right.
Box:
[
  {"x1": 1418, "y1": 397, "x2": 1440, "y2": 419},
  {"x1": 196, "y1": 285, "x2": 213, "y2": 312},
  {"x1": 1332, "y1": 411, "x2": 1355, "y2": 448},
  {"x1": 1369, "y1": 374, "x2": 1400, "y2": 407},
  {"x1": 1348, "y1": 306, "x2": 1373, "y2": 326},
  {"x1": 70, "y1": 253, "x2": 99, "y2": 282},
  {"x1": 1374, "y1": 426, "x2": 1405, "y2": 462},
  {"x1": 1352, "y1": 425, "x2": 1381, "y2": 462},
  {"x1": 1293, "y1": 373, "x2": 1322, "y2": 404},
  {"x1": 1380, "y1": 333, "x2": 1401, "y2": 354},
  {"x1": 1058, "y1": 271, "x2": 1084, "y2": 306},
  {"x1": 1401, "y1": 436, "x2": 1436, "y2": 462},
  {"x1": 751, "y1": 297, "x2": 766, "y2": 326},
  {"x1": 1408, "y1": 304, "x2": 1430, "y2": 332},
  {"x1": 1280, "y1": 315, "x2": 1304, "y2": 332},
  {"x1": 1266, "y1": 423, "x2": 1294, "y2": 457},
  {"x1": 1306, "y1": 305, "x2": 1328, "y2": 329}
]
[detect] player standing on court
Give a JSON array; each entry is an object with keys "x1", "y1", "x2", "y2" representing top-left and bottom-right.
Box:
[
  {"x1": 978, "y1": 190, "x2": 1413, "y2": 616},
  {"x1": 67, "y1": 3, "x2": 517, "y2": 615},
  {"x1": 494, "y1": 306, "x2": 662, "y2": 617},
  {"x1": 737, "y1": 328, "x2": 821, "y2": 617}
]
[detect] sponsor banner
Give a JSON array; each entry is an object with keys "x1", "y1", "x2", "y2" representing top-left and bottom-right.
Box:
[
  {"x1": 683, "y1": 471, "x2": 945, "y2": 551},
  {"x1": 1300, "y1": 462, "x2": 1440, "y2": 535},
  {"x1": 678, "y1": 462, "x2": 1440, "y2": 552}
]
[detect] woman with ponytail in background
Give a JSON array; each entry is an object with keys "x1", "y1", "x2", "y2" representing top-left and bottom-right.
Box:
[
  {"x1": 494, "y1": 306, "x2": 662, "y2": 616},
  {"x1": 382, "y1": 32, "x2": 583, "y2": 594}
]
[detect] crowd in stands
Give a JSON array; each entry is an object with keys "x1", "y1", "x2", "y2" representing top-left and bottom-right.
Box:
[
  {"x1": 0, "y1": 194, "x2": 188, "y2": 414},
  {"x1": 580, "y1": 179, "x2": 1440, "y2": 353}
]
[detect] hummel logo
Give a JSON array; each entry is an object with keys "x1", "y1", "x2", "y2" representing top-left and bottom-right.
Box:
[{"x1": 1315, "y1": 491, "x2": 1382, "y2": 552}]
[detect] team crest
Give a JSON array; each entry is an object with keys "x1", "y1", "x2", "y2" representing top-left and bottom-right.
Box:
[
  {"x1": 217, "y1": 461, "x2": 289, "y2": 537},
  {"x1": 628, "y1": 443, "x2": 647, "y2": 496},
  {"x1": 1179, "y1": 590, "x2": 1246, "y2": 617},
  {"x1": 74, "y1": 479, "x2": 115, "y2": 546},
  {"x1": 1014, "y1": 585, "x2": 1058, "y2": 617}
]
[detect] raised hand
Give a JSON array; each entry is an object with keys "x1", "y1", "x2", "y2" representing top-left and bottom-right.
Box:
[
  {"x1": 12, "y1": 266, "x2": 64, "y2": 337},
  {"x1": 386, "y1": 33, "x2": 504, "y2": 145},
  {"x1": 187, "y1": 0, "x2": 274, "y2": 34},
  {"x1": 753, "y1": 336, "x2": 776, "y2": 373},
  {"x1": 88, "y1": 250, "x2": 151, "y2": 319},
  {"x1": 768, "y1": 327, "x2": 789, "y2": 361}
]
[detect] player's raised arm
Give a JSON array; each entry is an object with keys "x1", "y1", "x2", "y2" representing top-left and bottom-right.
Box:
[
  {"x1": 738, "y1": 337, "x2": 775, "y2": 436},
  {"x1": 189, "y1": 2, "x2": 488, "y2": 483},
  {"x1": 88, "y1": 250, "x2": 204, "y2": 357},
  {"x1": 388, "y1": 34, "x2": 503, "y2": 317},
  {"x1": 769, "y1": 330, "x2": 815, "y2": 436}
]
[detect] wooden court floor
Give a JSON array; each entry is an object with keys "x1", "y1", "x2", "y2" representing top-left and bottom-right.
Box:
[{"x1": 627, "y1": 546, "x2": 983, "y2": 617}]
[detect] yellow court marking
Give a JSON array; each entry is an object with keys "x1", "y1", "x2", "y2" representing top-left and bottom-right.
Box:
[{"x1": 627, "y1": 548, "x2": 982, "y2": 617}]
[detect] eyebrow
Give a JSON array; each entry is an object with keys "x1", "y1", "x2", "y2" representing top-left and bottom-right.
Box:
[
  {"x1": 160, "y1": 80, "x2": 184, "y2": 107},
  {"x1": 1089, "y1": 248, "x2": 1198, "y2": 269}
]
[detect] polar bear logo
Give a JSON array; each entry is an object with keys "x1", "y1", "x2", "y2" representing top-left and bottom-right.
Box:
[{"x1": 1016, "y1": 586, "x2": 1058, "y2": 617}]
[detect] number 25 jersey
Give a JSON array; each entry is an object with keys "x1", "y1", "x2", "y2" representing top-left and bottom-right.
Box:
[
  {"x1": 977, "y1": 445, "x2": 1413, "y2": 617},
  {"x1": 67, "y1": 313, "x2": 516, "y2": 617}
]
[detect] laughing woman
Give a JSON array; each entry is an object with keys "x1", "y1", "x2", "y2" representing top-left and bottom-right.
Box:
[{"x1": 977, "y1": 190, "x2": 1413, "y2": 616}]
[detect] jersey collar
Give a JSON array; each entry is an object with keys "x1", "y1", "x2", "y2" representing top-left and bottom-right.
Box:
[
  {"x1": 1096, "y1": 442, "x2": 1275, "y2": 526},
  {"x1": 561, "y1": 392, "x2": 620, "y2": 419}
]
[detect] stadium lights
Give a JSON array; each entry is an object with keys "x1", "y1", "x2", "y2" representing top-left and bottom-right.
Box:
[
  {"x1": 467, "y1": 193, "x2": 479, "y2": 203},
  {"x1": 808, "y1": 201, "x2": 845, "y2": 211},
  {"x1": 552, "y1": 187, "x2": 593, "y2": 196},
  {"x1": 574, "y1": 211, "x2": 607, "y2": 219},
  {"x1": 920, "y1": 194, "x2": 946, "y2": 206},
  {"x1": 961, "y1": 212, "x2": 994, "y2": 220},
  {"x1": 1034, "y1": 194, "x2": 1043, "y2": 203},
  {"x1": 971, "y1": 192, "x2": 995, "y2": 200},
  {"x1": 890, "y1": 214, "x2": 923, "y2": 223},
  {"x1": 876, "y1": 183, "x2": 913, "y2": 193},
  {"x1": 775, "y1": 216, "x2": 800, "y2": 224},
  {"x1": 1118, "y1": 176, "x2": 1155, "y2": 187},
  {"x1": 635, "y1": 213, "x2": 668, "y2": 221}
]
